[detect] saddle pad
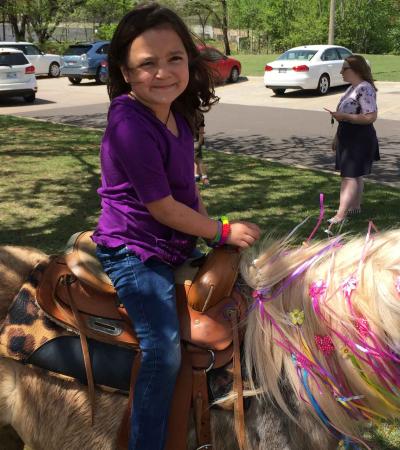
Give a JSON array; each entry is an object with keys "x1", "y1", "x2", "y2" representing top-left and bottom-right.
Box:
[{"x1": 0, "y1": 263, "x2": 238, "y2": 398}]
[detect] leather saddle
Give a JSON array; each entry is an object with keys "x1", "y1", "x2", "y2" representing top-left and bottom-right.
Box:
[
  {"x1": 36, "y1": 231, "x2": 245, "y2": 352},
  {"x1": 35, "y1": 231, "x2": 247, "y2": 450}
]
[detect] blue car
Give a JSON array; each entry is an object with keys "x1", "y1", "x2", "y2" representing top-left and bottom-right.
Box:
[{"x1": 60, "y1": 41, "x2": 109, "y2": 84}]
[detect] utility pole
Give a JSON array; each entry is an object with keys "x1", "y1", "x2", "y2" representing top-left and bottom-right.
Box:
[{"x1": 328, "y1": 0, "x2": 336, "y2": 44}]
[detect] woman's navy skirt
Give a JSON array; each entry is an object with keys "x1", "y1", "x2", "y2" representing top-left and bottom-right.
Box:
[{"x1": 335, "y1": 121, "x2": 380, "y2": 177}]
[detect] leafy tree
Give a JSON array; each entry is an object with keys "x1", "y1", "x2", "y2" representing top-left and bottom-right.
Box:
[
  {"x1": 335, "y1": 0, "x2": 397, "y2": 53},
  {"x1": 2, "y1": 0, "x2": 29, "y2": 40}
]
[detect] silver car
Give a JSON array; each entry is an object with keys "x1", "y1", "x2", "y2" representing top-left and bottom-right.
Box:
[{"x1": 0, "y1": 48, "x2": 37, "y2": 102}]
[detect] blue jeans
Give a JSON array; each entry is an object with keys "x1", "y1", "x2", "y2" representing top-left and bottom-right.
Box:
[{"x1": 96, "y1": 245, "x2": 181, "y2": 450}]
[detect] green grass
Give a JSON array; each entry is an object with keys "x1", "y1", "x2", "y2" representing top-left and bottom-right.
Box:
[
  {"x1": 234, "y1": 53, "x2": 400, "y2": 81},
  {"x1": 0, "y1": 115, "x2": 400, "y2": 449},
  {"x1": 0, "y1": 115, "x2": 399, "y2": 254}
]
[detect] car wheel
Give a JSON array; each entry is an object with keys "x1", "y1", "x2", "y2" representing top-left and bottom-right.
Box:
[
  {"x1": 317, "y1": 74, "x2": 330, "y2": 95},
  {"x1": 95, "y1": 67, "x2": 106, "y2": 84},
  {"x1": 48, "y1": 62, "x2": 60, "y2": 78},
  {"x1": 24, "y1": 93, "x2": 36, "y2": 103},
  {"x1": 97, "y1": 67, "x2": 108, "y2": 84},
  {"x1": 229, "y1": 66, "x2": 240, "y2": 83},
  {"x1": 272, "y1": 89, "x2": 286, "y2": 96},
  {"x1": 68, "y1": 77, "x2": 82, "y2": 85}
]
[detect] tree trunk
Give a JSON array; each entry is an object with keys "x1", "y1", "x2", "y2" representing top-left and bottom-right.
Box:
[
  {"x1": 220, "y1": 0, "x2": 231, "y2": 55},
  {"x1": 8, "y1": 14, "x2": 27, "y2": 40}
]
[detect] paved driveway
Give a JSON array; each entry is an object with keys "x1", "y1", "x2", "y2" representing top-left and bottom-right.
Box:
[
  {"x1": 1, "y1": 77, "x2": 399, "y2": 187},
  {"x1": 1, "y1": 76, "x2": 400, "y2": 121}
]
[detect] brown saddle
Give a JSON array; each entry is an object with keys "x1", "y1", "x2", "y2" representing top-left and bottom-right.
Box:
[{"x1": 35, "y1": 231, "x2": 247, "y2": 450}]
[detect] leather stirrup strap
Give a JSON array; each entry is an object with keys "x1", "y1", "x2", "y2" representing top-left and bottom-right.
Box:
[
  {"x1": 229, "y1": 310, "x2": 246, "y2": 450},
  {"x1": 66, "y1": 278, "x2": 96, "y2": 424},
  {"x1": 192, "y1": 369, "x2": 212, "y2": 448},
  {"x1": 117, "y1": 353, "x2": 141, "y2": 450},
  {"x1": 165, "y1": 346, "x2": 192, "y2": 450}
]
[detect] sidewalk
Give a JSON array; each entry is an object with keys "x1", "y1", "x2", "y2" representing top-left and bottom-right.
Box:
[{"x1": 216, "y1": 77, "x2": 400, "y2": 121}]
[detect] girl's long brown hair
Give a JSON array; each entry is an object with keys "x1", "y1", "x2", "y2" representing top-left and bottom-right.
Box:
[
  {"x1": 107, "y1": 2, "x2": 218, "y2": 131},
  {"x1": 345, "y1": 54, "x2": 377, "y2": 91}
]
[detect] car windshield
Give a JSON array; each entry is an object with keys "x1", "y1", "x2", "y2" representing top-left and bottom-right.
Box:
[
  {"x1": 64, "y1": 45, "x2": 92, "y2": 56},
  {"x1": 277, "y1": 50, "x2": 317, "y2": 61},
  {"x1": 0, "y1": 52, "x2": 28, "y2": 66}
]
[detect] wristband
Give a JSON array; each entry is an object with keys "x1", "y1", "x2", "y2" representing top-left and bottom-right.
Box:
[
  {"x1": 208, "y1": 216, "x2": 230, "y2": 247},
  {"x1": 209, "y1": 219, "x2": 222, "y2": 247},
  {"x1": 219, "y1": 216, "x2": 231, "y2": 245}
]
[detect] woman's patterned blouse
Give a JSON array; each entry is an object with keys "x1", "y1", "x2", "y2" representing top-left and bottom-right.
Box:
[{"x1": 337, "y1": 81, "x2": 377, "y2": 115}]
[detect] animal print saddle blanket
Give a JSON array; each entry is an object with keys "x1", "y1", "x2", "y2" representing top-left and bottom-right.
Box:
[{"x1": 0, "y1": 257, "x2": 241, "y2": 401}]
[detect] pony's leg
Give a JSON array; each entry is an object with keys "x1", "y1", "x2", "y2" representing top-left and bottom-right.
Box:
[
  {"x1": 0, "y1": 359, "x2": 25, "y2": 449},
  {"x1": 285, "y1": 403, "x2": 337, "y2": 450},
  {"x1": 0, "y1": 359, "x2": 125, "y2": 450},
  {"x1": 187, "y1": 397, "x2": 295, "y2": 450}
]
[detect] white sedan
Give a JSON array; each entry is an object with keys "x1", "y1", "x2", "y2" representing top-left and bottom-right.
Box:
[
  {"x1": 263, "y1": 45, "x2": 352, "y2": 96},
  {"x1": 0, "y1": 42, "x2": 61, "y2": 77}
]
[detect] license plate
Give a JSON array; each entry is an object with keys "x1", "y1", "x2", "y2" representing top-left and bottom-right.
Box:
[
  {"x1": 6, "y1": 72, "x2": 17, "y2": 79},
  {"x1": 278, "y1": 68, "x2": 287, "y2": 73},
  {"x1": 68, "y1": 61, "x2": 76, "y2": 65}
]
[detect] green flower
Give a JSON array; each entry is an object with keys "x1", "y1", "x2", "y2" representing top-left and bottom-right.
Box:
[{"x1": 289, "y1": 309, "x2": 304, "y2": 326}]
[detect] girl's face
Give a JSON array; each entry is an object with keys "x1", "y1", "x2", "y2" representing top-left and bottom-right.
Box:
[{"x1": 121, "y1": 26, "x2": 189, "y2": 115}]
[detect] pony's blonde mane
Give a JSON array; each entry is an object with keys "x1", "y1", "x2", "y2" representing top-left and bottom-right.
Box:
[{"x1": 241, "y1": 229, "x2": 400, "y2": 444}]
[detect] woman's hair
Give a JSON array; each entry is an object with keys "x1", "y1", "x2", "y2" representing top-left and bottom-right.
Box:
[
  {"x1": 345, "y1": 54, "x2": 377, "y2": 91},
  {"x1": 107, "y1": 2, "x2": 218, "y2": 129}
]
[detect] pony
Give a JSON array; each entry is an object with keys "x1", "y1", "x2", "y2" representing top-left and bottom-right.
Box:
[{"x1": 0, "y1": 227, "x2": 399, "y2": 449}]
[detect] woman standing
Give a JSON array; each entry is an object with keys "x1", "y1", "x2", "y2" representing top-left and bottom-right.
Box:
[{"x1": 326, "y1": 55, "x2": 379, "y2": 225}]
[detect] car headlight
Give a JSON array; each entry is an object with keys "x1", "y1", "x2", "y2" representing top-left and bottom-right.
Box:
[{"x1": 80, "y1": 54, "x2": 88, "y2": 64}]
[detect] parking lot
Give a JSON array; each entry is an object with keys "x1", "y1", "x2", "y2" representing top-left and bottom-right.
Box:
[
  {"x1": 1, "y1": 76, "x2": 400, "y2": 121},
  {"x1": 1, "y1": 76, "x2": 399, "y2": 188}
]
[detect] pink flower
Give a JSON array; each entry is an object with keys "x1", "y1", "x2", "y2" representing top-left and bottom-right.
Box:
[
  {"x1": 309, "y1": 279, "x2": 327, "y2": 300},
  {"x1": 341, "y1": 276, "x2": 358, "y2": 298},
  {"x1": 355, "y1": 318, "x2": 370, "y2": 338},
  {"x1": 315, "y1": 334, "x2": 335, "y2": 356}
]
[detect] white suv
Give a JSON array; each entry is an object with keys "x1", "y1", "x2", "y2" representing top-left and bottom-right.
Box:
[
  {"x1": 0, "y1": 48, "x2": 37, "y2": 102},
  {"x1": 0, "y1": 42, "x2": 61, "y2": 77}
]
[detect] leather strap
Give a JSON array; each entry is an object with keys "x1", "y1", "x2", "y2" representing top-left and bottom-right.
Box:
[
  {"x1": 165, "y1": 347, "x2": 193, "y2": 450},
  {"x1": 117, "y1": 353, "x2": 141, "y2": 450},
  {"x1": 66, "y1": 277, "x2": 96, "y2": 424},
  {"x1": 229, "y1": 309, "x2": 246, "y2": 450},
  {"x1": 192, "y1": 369, "x2": 212, "y2": 448}
]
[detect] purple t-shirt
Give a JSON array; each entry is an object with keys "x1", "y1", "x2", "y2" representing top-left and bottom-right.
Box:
[{"x1": 92, "y1": 95, "x2": 199, "y2": 266}]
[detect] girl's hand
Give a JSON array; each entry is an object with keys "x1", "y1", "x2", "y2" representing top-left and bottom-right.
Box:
[{"x1": 227, "y1": 221, "x2": 260, "y2": 248}]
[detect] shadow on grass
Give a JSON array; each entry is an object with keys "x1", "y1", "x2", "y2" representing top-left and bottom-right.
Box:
[
  {"x1": 0, "y1": 115, "x2": 399, "y2": 255},
  {"x1": 206, "y1": 133, "x2": 400, "y2": 187}
]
